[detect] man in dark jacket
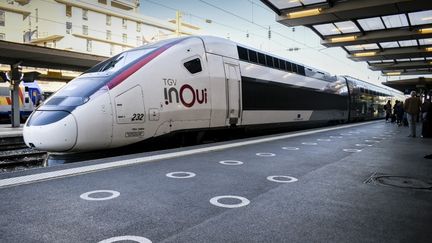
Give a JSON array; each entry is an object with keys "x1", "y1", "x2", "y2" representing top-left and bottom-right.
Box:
[{"x1": 404, "y1": 91, "x2": 421, "y2": 137}]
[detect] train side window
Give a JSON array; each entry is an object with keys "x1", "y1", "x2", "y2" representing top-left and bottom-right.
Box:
[
  {"x1": 258, "y1": 52, "x2": 266, "y2": 65},
  {"x1": 266, "y1": 55, "x2": 274, "y2": 68},
  {"x1": 280, "y1": 60, "x2": 286, "y2": 70},
  {"x1": 286, "y1": 61, "x2": 292, "y2": 72},
  {"x1": 237, "y1": 46, "x2": 248, "y2": 61},
  {"x1": 248, "y1": 50, "x2": 258, "y2": 63},
  {"x1": 274, "y1": 58, "x2": 280, "y2": 69},
  {"x1": 292, "y1": 63, "x2": 298, "y2": 73},
  {"x1": 297, "y1": 65, "x2": 305, "y2": 76},
  {"x1": 183, "y1": 58, "x2": 202, "y2": 74}
]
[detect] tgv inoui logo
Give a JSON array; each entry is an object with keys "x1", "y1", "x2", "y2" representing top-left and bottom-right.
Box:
[{"x1": 163, "y1": 78, "x2": 208, "y2": 108}]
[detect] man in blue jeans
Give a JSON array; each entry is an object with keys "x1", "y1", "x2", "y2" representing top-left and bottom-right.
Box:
[{"x1": 404, "y1": 91, "x2": 421, "y2": 137}]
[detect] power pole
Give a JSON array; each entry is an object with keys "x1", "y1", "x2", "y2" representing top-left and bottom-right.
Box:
[
  {"x1": 10, "y1": 63, "x2": 22, "y2": 127},
  {"x1": 175, "y1": 11, "x2": 182, "y2": 37}
]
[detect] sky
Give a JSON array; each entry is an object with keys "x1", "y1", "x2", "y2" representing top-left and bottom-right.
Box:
[{"x1": 138, "y1": 0, "x2": 398, "y2": 86}]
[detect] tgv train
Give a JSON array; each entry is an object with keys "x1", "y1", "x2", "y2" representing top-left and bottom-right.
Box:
[{"x1": 23, "y1": 36, "x2": 404, "y2": 152}]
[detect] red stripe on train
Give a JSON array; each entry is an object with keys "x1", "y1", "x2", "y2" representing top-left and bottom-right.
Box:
[{"x1": 107, "y1": 39, "x2": 185, "y2": 90}]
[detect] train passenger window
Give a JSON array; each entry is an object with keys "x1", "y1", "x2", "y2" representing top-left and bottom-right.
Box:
[
  {"x1": 248, "y1": 50, "x2": 258, "y2": 63},
  {"x1": 286, "y1": 61, "x2": 292, "y2": 72},
  {"x1": 360, "y1": 87, "x2": 364, "y2": 93},
  {"x1": 280, "y1": 60, "x2": 286, "y2": 70},
  {"x1": 258, "y1": 52, "x2": 266, "y2": 65},
  {"x1": 183, "y1": 58, "x2": 202, "y2": 74},
  {"x1": 297, "y1": 65, "x2": 306, "y2": 76},
  {"x1": 292, "y1": 64, "x2": 298, "y2": 73},
  {"x1": 266, "y1": 55, "x2": 274, "y2": 68},
  {"x1": 237, "y1": 46, "x2": 248, "y2": 61},
  {"x1": 274, "y1": 58, "x2": 280, "y2": 69}
]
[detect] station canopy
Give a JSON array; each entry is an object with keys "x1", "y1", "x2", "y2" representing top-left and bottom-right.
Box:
[{"x1": 260, "y1": 0, "x2": 432, "y2": 77}]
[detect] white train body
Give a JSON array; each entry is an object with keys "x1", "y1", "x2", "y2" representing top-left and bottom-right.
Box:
[{"x1": 23, "y1": 36, "x2": 403, "y2": 152}]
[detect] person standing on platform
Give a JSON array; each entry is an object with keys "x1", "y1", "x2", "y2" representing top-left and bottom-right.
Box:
[
  {"x1": 404, "y1": 91, "x2": 421, "y2": 137},
  {"x1": 422, "y1": 98, "x2": 431, "y2": 138},
  {"x1": 384, "y1": 100, "x2": 392, "y2": 122}
]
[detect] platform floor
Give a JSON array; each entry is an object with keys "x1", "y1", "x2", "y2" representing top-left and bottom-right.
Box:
[
  {"x1": 0, "y1": 121, "x2": 431, "y2": 243},
  {"x1": 0, "y1": 124, "x2": 23, "y2": 138}
]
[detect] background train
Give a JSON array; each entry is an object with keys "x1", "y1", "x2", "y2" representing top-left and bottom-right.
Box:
[
  {"x1": 0, "y1": 81, "x2": 43, "y2": 123},
  {"x1": 23, "y1": 36, "x2": 405, "y2": 152}
]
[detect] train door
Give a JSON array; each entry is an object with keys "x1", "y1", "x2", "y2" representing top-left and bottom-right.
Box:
[
  {"x1": 223, "y1": 59, "x2": 242, "y2": 126},
  {"x1": 114, "y1": 85, "x2": 146, "y2": 124}
]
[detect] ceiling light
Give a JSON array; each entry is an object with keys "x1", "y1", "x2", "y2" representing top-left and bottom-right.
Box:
[
  {"x1": 286, "y1": 8, "x2": 322, "y2": 19},
  {"x1": 329, "y1": 35, "x2": 357, "y2": 43},
  {"x1": 421, "y1": 17, "x2": 432, "y2": 21},
  {"x1": 419, "y1": 28, "x2": 432, "y2": 34},
  {"x1": 353, "y1": 51, "x2": 376, "y2": 57},
  {"x1": 426, "y1": 47, "x2": 432, "y2": 52},
  {"x1": 331, "y1": 26, "x2": 355, "y2": 32},
  {"x1": 385, "y1": 72, "x2": 401, "y2": 76}
]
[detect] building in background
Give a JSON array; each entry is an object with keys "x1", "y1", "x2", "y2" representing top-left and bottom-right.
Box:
[{"x1": 0, "y1": 0, "x2": 199, "y2": 57}]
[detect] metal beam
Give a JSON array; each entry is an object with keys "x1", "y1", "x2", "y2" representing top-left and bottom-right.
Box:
[
  {"x1": 369, "y1": 61, "x2": 432, "y2": 71},
  {"x1": 274, "y1": 0, "x2": 428, "y2": 27},
  {"x1": 0, "y1": 40, "x2": 107, "y2": 72},
  {"x1": 321, "y1": 26, "x2": 432, "y2": 47},
  {"x1": 348, "y1": 46, "x2": 432, "y2": 61}
]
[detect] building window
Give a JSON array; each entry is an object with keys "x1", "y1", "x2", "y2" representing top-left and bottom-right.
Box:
[
  {"x1": 0, "y1": 33, "x2": 5, "y2": 41},
  {"x1": 110, "y1": 44, "x2": 115, "y2": 56},
  {"x1": 136, "y1": 36, "x2": 141, "y2": 46},
  {"x1": 122, "y1": 33, "x2": 127, "y2": 43},
  {"x1": 66, "y1": 5, "x2": 72, "y2": 17},
  {"x1": 122, "y1": 18, "x2": 127, "y2": 29},
  {"x1": 66, "y1": 22, "x2": 72, "y2": 34},
  {"x1": 98, "y1": 0, "x2": 107, "y2": 4},
  {"x1": 87, "y1": 40, "x2": 92, "y2": 52},
  {"x1": 0, "y1": 10, "x2": 4, "y2": 27},
  {"x1": 83, "y1": 25, "x2": 88, "y2": 35},
  {"x1": 106, "y1": 15, "x2": 111, "y2": 26},
  {"x1": 136, "y1": 23, "x2": 141, "y2": 32},
  {"x1": 82, "y1": 9, "x2": 88, "y2": 20},
  {"x1": 106, "y1": 30, "x2": 111, "y2": 40}
]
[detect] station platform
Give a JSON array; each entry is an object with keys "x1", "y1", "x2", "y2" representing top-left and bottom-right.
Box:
[
  {"x1": 0, "y1": 121, "x2": 431, "y2": 242},
  {"x1": 0, "y1": 124, "x2": 23, "y2": 138}
]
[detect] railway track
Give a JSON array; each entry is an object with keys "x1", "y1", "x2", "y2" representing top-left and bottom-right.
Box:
[{"x1": 0, "y1": 136, "x2": 47, "y2": 172}]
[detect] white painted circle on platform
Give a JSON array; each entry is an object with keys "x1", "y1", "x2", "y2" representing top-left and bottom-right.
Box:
[
  {"x1": 98, "y1": 235, "x2": 152, "y2": 243},
  {"x1": 317, "y1": 138, "x2": 331, "y2": 142},
  {"x1": 267, "y1": 175, "x2": 298, "y2": 183},
  {"x1": 302, "y1": 142, "x2": 317, "y2": 145},
  {"x1": 343, "y1": 149, "x2": 362, "y2": 153},
  {"x1": 355, "y1": 144, "x2": 373, "y2": 147},
  {"x1": 365, "y1": 140, "x2": 380, "y2": 143},
  {"x1": 256, "y1": 153, "x2": 275, "y2": 157},
  {"x1": 330, "y1": 136, "x2": 343, "y2": 138},
  {"x1": 209, "y1": 195, "x2": 250, "y2": 208},
  {"x1": 166, "y1": 172, "x2": 196, "y2": 179},
  {"x1": 80, "y1": 190, "x2": 120, "y2": 201},
  {"x1": 349, "y1": 131, "x2": 360, "y2": 134},
  {"x1": 340, "y1": 133, "x2": 352, "y2": 136},
  {"x1": 282, "y1": 147, "x2": 300, "y2": 150},
  {"x1": 219, "y1": 160, "x2": 244, "y2": 165}
]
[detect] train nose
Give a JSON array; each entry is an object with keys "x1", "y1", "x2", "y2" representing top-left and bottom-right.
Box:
[{"x1": 23, "y1": 111, "x2": 78, "y2": 152}]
